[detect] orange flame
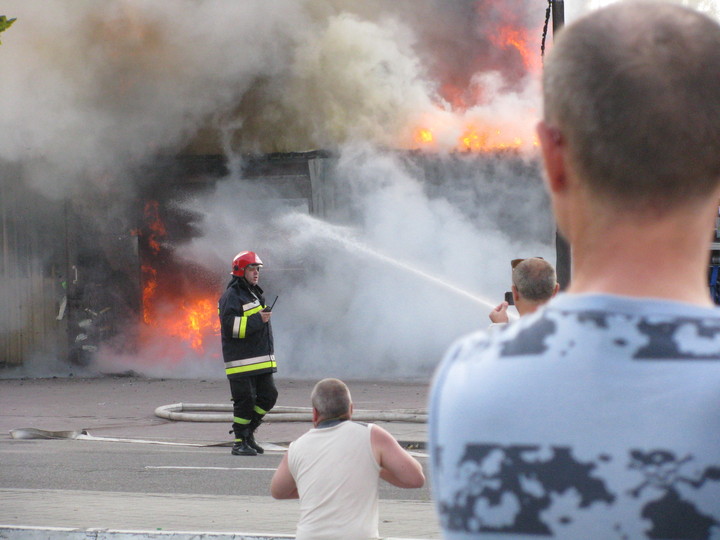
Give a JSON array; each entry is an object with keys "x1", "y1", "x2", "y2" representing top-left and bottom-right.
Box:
[
  {"x1": 461, "y1": 128, "x2": 489, "y2": 151},
  {"x1": 410, "y1": 125, "x2": 535, "y2": 152},
  {"x1": 140, "y1": 200, "x2": 220, "y2": 354},
  {"x1": 415, "y1": 128, "x2": 434, "y2": 144},
  {"x1": 141, "y1": 264, "x2": 158, "y2": 324},
  {"x1": 141, "y1": 288, "x2": 221, "y2": 353},
  {"x1": 158, "y1": 297, "x2": 221, "y2": 353},
  {"x1": 143, "y1": 200, "x2": 166, "y2": 254},
  {"x1": 491, "y1": 25, "x2": 539, "y2": 72},
  {"x1": 460, "y1": 127, "x2": 527, "y2": 152}
]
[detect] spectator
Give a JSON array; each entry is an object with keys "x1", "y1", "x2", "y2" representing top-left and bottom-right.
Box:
[
  {"x1": 271, "y1": 378, "x2": 425, "y2": 540},
  {"x1": 430, "y1": 2, "x2": 720, "y2": 538},
  {"x1": 488, "y1": 257, "x2": 559, "y2": 326}
]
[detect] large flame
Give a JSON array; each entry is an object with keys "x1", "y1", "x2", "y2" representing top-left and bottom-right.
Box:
[
  {"x1": 140, "y1": 200, "x2": 220, "y2": 354},
  {"x1": 407, "y1": 1, "x2": 543, "y2": 154},
  {"x1": 154, "y1": 296, "x2": 220, "y2": 353},
  {"x1": 460, "y1": 127, "x2": 527, "y2": 152},
  {"x1": 411, "y1": 122, "x2": 538, "y2": 153}
]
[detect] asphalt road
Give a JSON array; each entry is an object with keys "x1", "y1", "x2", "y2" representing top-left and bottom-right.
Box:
[
  {"x1": 1, "y1": 438, "x2": 430, "y2": 501},
  {"x1": 0, "y1": 376, "x2": 439, "y2": 538}
]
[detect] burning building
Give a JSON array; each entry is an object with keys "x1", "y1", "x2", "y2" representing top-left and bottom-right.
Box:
[
  {"x1": 1, "y1": 143, "x2": 553, "y2": 380},
  {"x1": 2, "y1": 1, "x2": 716, "y2": 379}
]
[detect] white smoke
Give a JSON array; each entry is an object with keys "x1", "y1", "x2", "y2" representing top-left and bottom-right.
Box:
[
  {"x1": 2, "y1": 0, "x2": 718, "y2": 194},
  {"x1": 154, "y1": 142, "x2": 554, "y2": 381},
  {"x1": 1, "y1": 0, "x2": 553, "y2": 175},
  {"x1": 0, "y1": 0, "x2": 305, "y2": 195}
]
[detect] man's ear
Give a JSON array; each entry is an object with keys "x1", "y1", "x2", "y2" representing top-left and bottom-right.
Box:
[
  {"x1": 312, "y1": 407, "x2": 319, "y2": 426},
  {"x1": 511, "y1": 285, "x2": 520, "y2": 303},
  {"x1": 536, "y1": 120, "x2": 568, "y2": 195},
  {"x1": 552, "y1": 282, "x2": 561, "y2": 297}
]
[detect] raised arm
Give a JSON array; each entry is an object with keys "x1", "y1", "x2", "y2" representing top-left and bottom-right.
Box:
[
  {"x1": 270, "y1": 453, "x2": 299, "y2": 499},
  {"x1": 371, "y1": 424, "x2": 425, "y2": 489}
]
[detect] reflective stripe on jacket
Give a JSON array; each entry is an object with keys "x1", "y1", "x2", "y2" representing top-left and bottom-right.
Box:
[
  {"x1": 224, "y1": 354, "x2": 277, "y2": 376},
  {"x1": 232, "y1": 298, "x2": 264, "y2": 338}
]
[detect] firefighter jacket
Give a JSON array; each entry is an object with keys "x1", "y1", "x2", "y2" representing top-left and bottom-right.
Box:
[{"x1": 218, "y1": 276, "x2": 276, "y2": 380}]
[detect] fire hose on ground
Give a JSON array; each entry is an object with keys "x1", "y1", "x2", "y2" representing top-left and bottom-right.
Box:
[
  {"x1": 154, "y1": 403, "x2": 427, "y2": 423},
  {"x1": 8, "y1": 405, "x2": 427, "y2": 448}
]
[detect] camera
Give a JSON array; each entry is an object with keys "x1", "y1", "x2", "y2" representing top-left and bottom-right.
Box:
[{"x1": 504, "y1": 291, "x2": 514, "y2": 305}]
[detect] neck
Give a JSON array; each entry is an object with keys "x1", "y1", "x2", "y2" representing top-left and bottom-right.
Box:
[
  {"x1": 242, "y1": 278, "x2": 258, "y2": 290},
  {"x1": 516, "y1": 301, "x2": 541, "y2": 317},
  {"x1": 566, "y1": 202, "x2": 715, "y2": 306},
  {"x1": 315, "y1": 415, "x2": 350, "y2": 428}
]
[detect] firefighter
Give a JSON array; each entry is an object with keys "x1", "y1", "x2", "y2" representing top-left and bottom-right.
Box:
[{"x1": 218, "y1": 251, "x2": 278, "y2": 456}]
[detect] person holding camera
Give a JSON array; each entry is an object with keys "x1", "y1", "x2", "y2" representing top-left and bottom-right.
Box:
[
  {"x1": 218, "y1": 250, "x2": 277, "y2": 456},
  {"x1": 488, "y1": 257, "x2": 559, "y2": 327}
]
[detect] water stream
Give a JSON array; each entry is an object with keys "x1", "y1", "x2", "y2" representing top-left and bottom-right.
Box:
[{"x1": 284, "y1": 212, "x2": 513, "y2": 315}]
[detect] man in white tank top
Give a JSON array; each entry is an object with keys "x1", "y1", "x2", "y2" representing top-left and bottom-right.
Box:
[{"x1": 271, "y1": 378, "x2": 425, "y2": 540}]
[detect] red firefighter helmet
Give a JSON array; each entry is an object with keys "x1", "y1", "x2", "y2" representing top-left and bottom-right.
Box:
[{"x1": 231, "y1": 251, "x2": 263, "y2": 276}]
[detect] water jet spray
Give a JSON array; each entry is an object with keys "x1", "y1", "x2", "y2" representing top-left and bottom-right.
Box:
[{"x1": 282, "y1": 212, "x2": 516, "y2": 318}]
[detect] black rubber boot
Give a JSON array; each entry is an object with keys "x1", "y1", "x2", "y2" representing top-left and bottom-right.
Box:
[
  {"x1": 247, "y1": 431, "x2": 264, "y2": 455},
  {"x1": 247, "y1": 416, "x2": 264, "y2": 454},
  {"x1": 231, "y1": 428, "x2": 257, "y2": 456}
]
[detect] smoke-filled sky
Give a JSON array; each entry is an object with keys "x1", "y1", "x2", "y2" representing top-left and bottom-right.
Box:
[
  {"x1": 2, "y1": 0, "x2": 718, "y2": 379},
  {"x1": 2, "y1": 0, "x2": 718, "y2": 191},
  {"x1": 0, "y1": 0, "x2": 547, "y2": 184}
]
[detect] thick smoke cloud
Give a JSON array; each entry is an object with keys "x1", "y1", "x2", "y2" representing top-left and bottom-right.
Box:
[
  {"x1": 266, "y1": 147, "x2": 551, "y2": 379},
  {"x1": 2, "y1": 0, "x2": 718, "y2": 191},
  {"x1": 122, "y1": 142, "x2": 554, "y2": 380},
  {"x1": 0, "y1": 0, "x2": 304, "y2": 196},
  {"x1": 0, "y1": 0, "x2": 549, "y2": 178}
]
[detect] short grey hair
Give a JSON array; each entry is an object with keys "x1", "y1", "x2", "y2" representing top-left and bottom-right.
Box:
[
  {"x1": 512, "y1": 258, "x2": 557, "y2": 302},
  {"x1": 542, "y1": 2, "x2": 720, "y2": 212},
  {"x1": 311, "y1": 378, "x2": 352, "y2": 419}
]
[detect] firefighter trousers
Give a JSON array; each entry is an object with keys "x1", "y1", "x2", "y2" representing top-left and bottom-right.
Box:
[{"x1": 228, "y1": 372, "x2": 278, "y2": 436}]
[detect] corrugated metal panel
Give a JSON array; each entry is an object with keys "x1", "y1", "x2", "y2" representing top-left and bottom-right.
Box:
[
  {"x1": 0, "y1": 274, "x2": 62, "y2": 366},
  {"x1": 0, "y1": 170, "x2": 67, "y2": 368}
]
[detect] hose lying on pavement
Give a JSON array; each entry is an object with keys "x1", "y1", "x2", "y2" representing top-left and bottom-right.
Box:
[
  {"x1": 8, "y1": 427, "x2": 222, "y2": 446},
  {"x1": 154, "y1": 403, "x2": 427, "y2": 423}
]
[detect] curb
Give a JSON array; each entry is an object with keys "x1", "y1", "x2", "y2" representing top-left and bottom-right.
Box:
[
  {"x1": 0, "y1": 526, "x2": 434, "y2": 540},
  {"x1": 0, "y1": 527, "x2": 292, "y2": 539}
]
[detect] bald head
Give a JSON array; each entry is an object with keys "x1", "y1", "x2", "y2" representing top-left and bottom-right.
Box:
[
  {"x1": 512, "y1": 258, "x2": 557, "y2": 303},
  {"x1": 543, "y1": 2, "x2": 720, "y2": 213},
  {"x1": 311, "y1": 378, "x2": 352, "y2": 421}
]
